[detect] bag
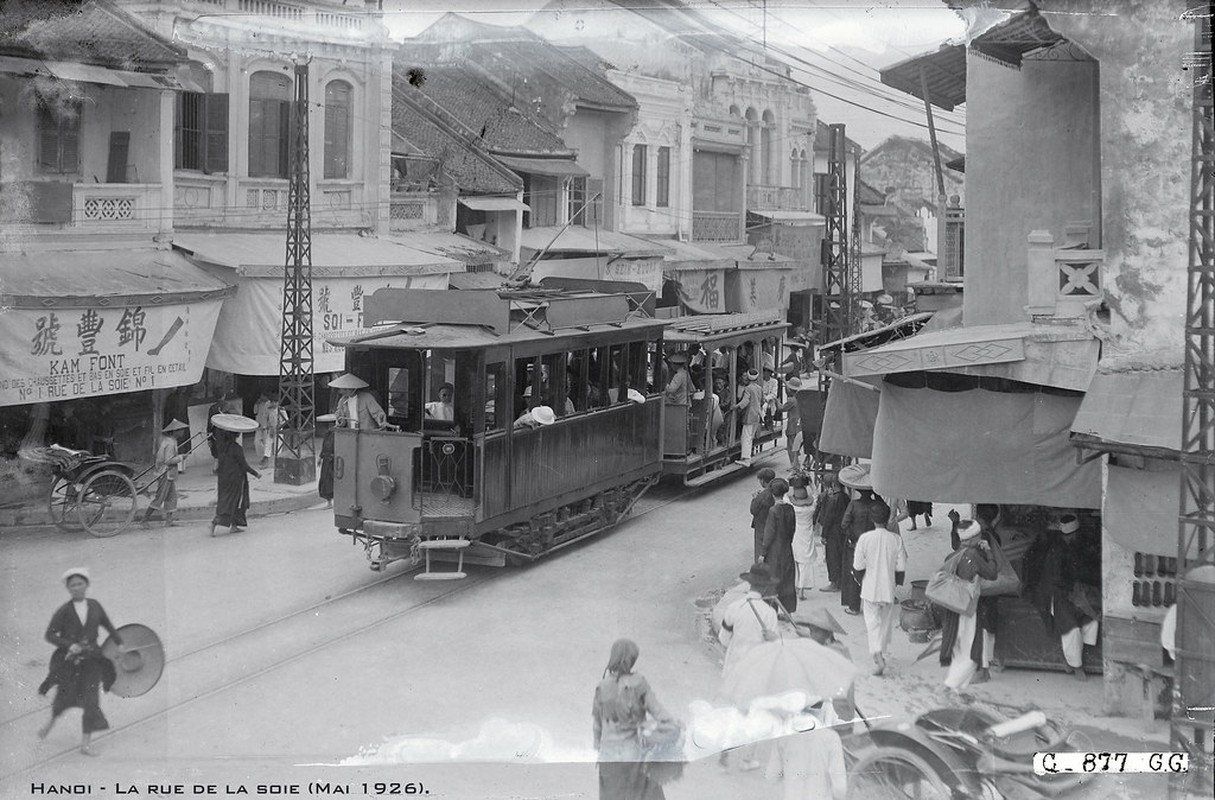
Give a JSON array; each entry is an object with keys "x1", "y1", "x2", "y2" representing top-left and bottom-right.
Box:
[
  {"x1": 640, "y1": 718, "x2": 686, "y2": 785},
  {"x1": 925, "y1": 549, "x2": 980, "y2": 615},
  {"x1": 979, "y1": 538, "x2": 1021, "y2": 597}
]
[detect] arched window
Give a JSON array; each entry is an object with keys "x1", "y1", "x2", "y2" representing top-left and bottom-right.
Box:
[
  {"x1": 790, "y1": 148, "x2": 800, "y2": 189},
  {"x1": 745, "y1": 108, "x2": 759, "y2": 184},
  {"x1": 248, "y1": 70, "x2": 292, "y2": 178},
  {"x1": 324, "y1": 80, "x2": 353, "y2": 179},
  {"x1": 799, "y1": 149, "x2": 809, "y2": 200},
  {"x1": 729, "y1": 104, "x2": 741, "y2": 117},
  {"x1": 761, "y1": 110, "x2": 775, "y2": 185}
]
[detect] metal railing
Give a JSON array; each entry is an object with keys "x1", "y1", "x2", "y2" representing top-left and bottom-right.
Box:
[{"x1": 691, "y1": 210, "x2": 742, "y2": 243}]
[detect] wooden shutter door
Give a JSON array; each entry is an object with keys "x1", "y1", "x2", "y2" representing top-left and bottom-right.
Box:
[
  {"x1": 106, "y1": 131, "x2": 130, "y2": 183},
  {"x1": 203, "y1": 93, "x2": 229, "y2": 174}
]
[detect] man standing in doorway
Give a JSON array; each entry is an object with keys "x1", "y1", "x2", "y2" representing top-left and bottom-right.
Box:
[{"x1": 735, "y1": 369, "x2": 764, "y2": 467}]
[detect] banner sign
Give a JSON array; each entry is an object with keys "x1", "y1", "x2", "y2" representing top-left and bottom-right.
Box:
[
  {"x1": 725, "y1": 268, "x2": 791, "y2": 314},
  {"x1": 206, "y1": 274, "x2": 449, "y2": 375},
  {"x1": 666, "y1": 268, "x2": 727, "y2": 314},
  {"x1": 0, "y1": 300, "x2": 224, "y2": 406},
  {"x1": 532, "y1": 257, "x2": 664, "y2": 294}
]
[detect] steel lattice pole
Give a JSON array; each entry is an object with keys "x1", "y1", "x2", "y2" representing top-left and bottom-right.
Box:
[{"x1": 275, "y1": 61, "x2": 316, "y2": 485}]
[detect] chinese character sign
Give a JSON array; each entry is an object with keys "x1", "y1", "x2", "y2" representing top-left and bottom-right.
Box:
[{"x1": 0, "y1": 301, "x2": 225, "y2": 406}]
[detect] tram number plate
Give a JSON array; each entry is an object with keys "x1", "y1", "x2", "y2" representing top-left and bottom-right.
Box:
[{"x1": 1033, "y1": 752, "x2": 1189, "y2": 774}]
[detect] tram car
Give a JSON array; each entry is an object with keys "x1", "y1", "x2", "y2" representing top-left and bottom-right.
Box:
[
  {"x1": 329, "y1": 287, "x2": 667, "y2": 576},
  {"x1": 660, "y1": 312, "x2": 789, "y2": 485}
]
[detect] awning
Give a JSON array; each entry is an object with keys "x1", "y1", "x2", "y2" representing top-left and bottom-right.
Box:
[
  {"x1": 871, "y1": 382, "x2": 1101, "y2": 508},
  {"x1": 520, "y1": 226, "x2": 671, "y2": 258},
  {"x1": 748, "y1": 209, "x2": 827, "y2": 225},
  {"x1": 459, "y1": 196, "x2": 530, "y2": 212},
  {"x1": 383, "y1": 231, "x2": 508, "y2": 268},
  {"x1": 173, "y1": 232, "x2": 461, "y2": 277},
  {"x1": 1070, "y1": 367, "x2": 1183, "y2": 455},
  {"x1": 648, "y1": 238, "x2": 742, "y2": 268},
  {"x1": 843, "y1": 322, "x2": 1099, "y2": 392},
  {"x1": 0, "y1": 55, "x2": 182, "y2": 89},
  {"x1": 819, "y1": 379, "x2": 881, "y2": 458},
  {"x1": 494, "y1": 155, "x2": 589, "y2": 178},
  {"x1": 0, "y1": 249, "x2": 232, "y2": 406}
]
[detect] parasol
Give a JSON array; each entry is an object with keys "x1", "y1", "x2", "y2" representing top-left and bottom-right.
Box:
[
  {"x1": 210, "y1": 413, "x2": 258, "y2": 433},
  {"x1": 719, "y1": 636, "x2": 857, "y2": 710},
  {"x1": 101, "y1": 624, "x2": 164, "y2": 698}
]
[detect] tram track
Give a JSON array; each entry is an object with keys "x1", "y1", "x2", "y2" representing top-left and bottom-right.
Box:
[{"x1": 1, "y1": 453, "x2": 778, "y2": 781}]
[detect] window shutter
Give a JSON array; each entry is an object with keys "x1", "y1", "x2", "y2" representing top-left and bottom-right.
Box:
[
  {"x1": 278, "y1": 100, "x2": 292, "y2": 178},
  {"x1": 60, "y1": 117, "x2": 79, "y2": 174},
  {"x1": 203, "y1": 93, "x2": 228, "y2": 174},
  {"x1": 106, "y1": 131, "x2": 130, "y2": 183},
  {"x1": 174, "y1": 93, "x2": 184, "y2": 169},
  {"x1": 586, "y1": 178, "x2": 604, "y2": 225}
]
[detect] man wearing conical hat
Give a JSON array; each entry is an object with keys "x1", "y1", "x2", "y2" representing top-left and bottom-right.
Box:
[
  {"x1": 331, "y1": 373, "x2": 387, "y2": 431},
  {"x1": 141, "y1": 420, "x2": 186, "y2": 526}
]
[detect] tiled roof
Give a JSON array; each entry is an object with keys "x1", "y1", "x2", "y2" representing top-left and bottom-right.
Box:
[
  {"x1": 396, "y1": 63, "x2": 573, "y2": 156},
  {"x1": 391, "y1": 83, "x2": 522, "y2": 194},
  {"x1": 862, "y1": 135, "x2": 963, "y2": 166},
  {"x1": 0, "y1": 0, "x2": 185, "y2": 69},
  {"x1": 481, "y1": 40, "x2": 636, "y2": 110},
  {"x1": 557, "y1": 45, "x2": 619, "y2": 75}
]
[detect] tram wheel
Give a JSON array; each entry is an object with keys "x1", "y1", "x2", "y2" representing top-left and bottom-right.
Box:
[
  {"x1": 845, "y1": 747, "x2": 953, "y2": 800},
  {"x1": 77, "y1": 470, "x2": 137, "y2": 538}
]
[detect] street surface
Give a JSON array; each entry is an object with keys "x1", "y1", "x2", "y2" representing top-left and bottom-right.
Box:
[{"x1": 0, "y1": 454, "x2": 1171, "y2": 799}]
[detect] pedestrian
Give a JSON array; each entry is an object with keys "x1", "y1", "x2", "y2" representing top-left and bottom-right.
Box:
[
  {"x1": 332, "y1": 373, "x2": 388, "y2": 430},
  {"x1": 973, "y1": 504, "x2": 1005, "y2": 682},
  {"x1": 906, "y1": 500, "x2": 932, "y2": 530},
  {"x1": 767, "y1": 701, "x2": 848, "y2": 800},
  {"x1": 206, "y1": 390, "x2": 235, "y2": 473},
  {"x1": 852, "y1": 501, "x2": 906, "y2": 676},
  {"x1": 163, "y1": 386, "x2": 191, "y2": 473},
  {"x1": 938, "y1": 520, "x2": 998, "y2": 701},
  {"x1": 1023, "y1": 513, "x2": 1099, "y2": 681},
  {"x1": 812, "y1": 472, "x2": 848, "y2": 593},
  {"x1": 839, "y1": 488, "x2": 881, "y2": 616},
  {"x1": 788, "y1": 474, "x2": 817, "y2": 599},
  {"x1": 208, "y1": 427, "x2": 260, "y2": 537},
  {"x1": 37, "y1": 568, "x2": 124, "y2": 756},
  {"x1": 140, "y1": 420, "x2": 186, "y2": 526},
  {"x1": 592, "y1": 638, "x2": 674, "y2": 800},
  {"x1": 780, "y1": 375, "x2": 804, "y2": 472},
  {"x1": 735, "y1": 369, "x2": 764, "y2": 466},
  {"x1": 254, "y1": 392, "x2": 281, "y2": 468},
  {"x1": 760, "y1": 477, "x2": 798, "y2": 613},
  {"x1": 749, "y1": 467, "x2": 777, "y2": 562},
  {"x1": 718, "y1": 563, "x2": 778, "y2": 773},
  {"x1": 316, "y1": 412, "x2": 336, "y2": 508}
]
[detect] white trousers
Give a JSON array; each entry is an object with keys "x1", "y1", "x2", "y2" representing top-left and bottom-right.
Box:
[
  {"x1": 944, "y1": 611, "x2": 979, "y2": 690},
  {"x1": 740, "y1": 422, "x2": 759, "y2": 464},
  {"x1": 862, "y1": 599, "x2": 897, "y2": 658},
  {"x1": 1061, "y1": 618, "x2": 1100, "y2": 668},
  {"x1": 983, "y1": 629, "x2": 995, "y2": 668}
]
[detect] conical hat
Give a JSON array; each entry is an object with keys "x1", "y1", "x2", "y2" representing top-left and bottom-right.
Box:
[
  {"x1": 210, "y1": 413, "x2": 258, "y2": 433},
  {"x1": 330, "y1": 373, "x2": 369, "y2": 390},
  {"x1": 101, "y1": 624, "x2": 164, "y2": 698},
  {"x1": 162, "y1": 419, "x2": 189, "y2": 433}
]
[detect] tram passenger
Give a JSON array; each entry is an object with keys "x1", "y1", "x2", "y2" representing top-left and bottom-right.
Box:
[
  {"x1": 332, "y1": 373, "x2": 387, "y2": 430},
  {"x1": 736, "y1": 369, "x2": 764, "y2": 467},
  {"x1": 424, "y1": 383, "x2": 456, "y2": 423},
  {"x1": 663, "y1": 352, "x2": 690, "y2": 406},
  {"x1": 514, "y1": 404, "x2": 556, "y2": 430}
]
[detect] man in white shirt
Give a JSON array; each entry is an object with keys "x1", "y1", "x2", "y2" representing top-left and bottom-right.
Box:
[
  {"x1": 852, "y1": 501, "x2": 907, "y2": 676},
  {"x1": 718, "y1": 562, "x2": 778, "y2": 772},
  {"x1": 424, "y1": 382, "x2": 455, "y2": 422}
]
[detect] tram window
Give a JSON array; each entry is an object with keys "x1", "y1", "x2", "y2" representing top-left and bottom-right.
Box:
[
  {"x1": 628, "y1": 341, "x2": 647, "y2": 396},
  {"x1": 484, "y1": 362, "x2": 505, "y2": 432},
  {"x1": 541, "y1": 352, "x2": 571, "y2": 415},
  {"x1": 608, "y1": 344, "x2": 626, "y2": 404},
  {"x1": 387, "y1": 367, "x2": 410, "y2": 419},
  {"x1": 515, "y1": 356, "x2": 541, "y2": 418},
  {"x1": 568, "y1": 349, "x2": 590, "y2": 411}
]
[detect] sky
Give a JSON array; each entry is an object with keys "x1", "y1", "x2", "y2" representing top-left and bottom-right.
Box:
[{"x1": 380, "y1": 0, "x2": 969, "y2": 152}]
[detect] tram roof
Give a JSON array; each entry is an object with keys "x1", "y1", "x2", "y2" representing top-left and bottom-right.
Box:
[
  {"x1": 663, "y1": 311, "x2": 789, "y2": 345},
  {"x1": 331, "y1": 316, "x2": 667, "y2": 351}
]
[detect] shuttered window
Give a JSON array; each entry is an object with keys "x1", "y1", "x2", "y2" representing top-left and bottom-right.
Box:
[
  {"x1": 631, "y1": 144, "x2": 647, "y2": 206},
  {"x1": 568, "y1": 177, "x2": 604, "y2": 226},
  {"x1": 248, "y1": 71, "x2": 292, "y2": 179},
  {"x1": 36, "y1": 99, "x2": 82, "y2": 174},
  {"x1": 656, "y1": 146, "x2": 670, "y2": 207},
  {"x1": 323, "y1": 80, "x2": 352, "y2": 179},
  {"x1": 175, "y1": 92, "x2": 229, "y2": 173}
]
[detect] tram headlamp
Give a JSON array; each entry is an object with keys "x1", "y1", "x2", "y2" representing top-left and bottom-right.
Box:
[{"x1": 370, "y1": 454, "x2": 397, "y2": 501}]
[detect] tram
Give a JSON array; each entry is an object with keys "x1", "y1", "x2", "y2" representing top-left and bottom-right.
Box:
[
  {"x1": 329, "y1": 287, "x2": 667, "y2": 576},
  {"x1": 660, "y1": 312, "x2": 789, "y2": 485}
]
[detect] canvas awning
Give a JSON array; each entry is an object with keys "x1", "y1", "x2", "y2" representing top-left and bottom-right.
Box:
[
  {"x1": 520, "y1": 227, "x2": 671, "y2": 258},
  {"x1": 173, "y1": 232, "x2": 460, "y2": 277},
  {"x1": 0, "y1": 249, "x2": 232, "y2": 406},
  {"x1": 494, "y1": 155, "x2": 588, "y2": 178},
  {"x1": 459, "y1": 196, "x2": 530, "y2": 212},
  {"x1": 1070, "y1": 367, "x2": 1183, "y2": 456},
  {"x1": 384, "y1": 231, "x2": 508, "y2": 268},
  {"x1": 0, "y1": 55, "x2": 182, "y2": 89},
  {"x1": 748, "y1": 209, "x2": 827, "y2": 225}
]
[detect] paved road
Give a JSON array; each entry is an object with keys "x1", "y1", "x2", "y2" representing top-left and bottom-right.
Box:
[{"x1": 0, "y1": 459, "x2": 1174, "y2": 799}]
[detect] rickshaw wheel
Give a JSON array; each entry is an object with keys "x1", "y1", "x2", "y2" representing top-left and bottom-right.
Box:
[
  {"x1": 47, "y1": 476, "x2": 85, "y2": 531},
  {"x1": 76, "y1": 470, "x2": 137, "y2": 538},
  {"x1": 846, "y1": 747, "x2": 953, "y2": 800}
]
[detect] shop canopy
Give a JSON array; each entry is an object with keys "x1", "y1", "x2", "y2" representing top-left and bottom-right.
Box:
[
  {"x1": 494, "y1": 155, "x2": 589, "y2": 178},
  {"x1": 458, "y1": 196, "x2": 530, "y2": 212},
  {"x1": 173, "y1": 233, "x2": 463, "y2": 375},
  {"x1": 520, "y1": 227, "x2": 672, "y2": 258},
  {"x1": 0, "y1": 248, "x2": 232, "y2": 406}
]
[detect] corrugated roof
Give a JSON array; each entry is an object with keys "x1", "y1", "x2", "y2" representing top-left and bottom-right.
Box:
[
  {"x1": 0, "y1": 0, "x2": 185, "y2": 69},
  {"x1": 172, "y1": 233, "x2": 461, "y2": 276},
  {"x1": 1071, "y1": 369, "x2": 1182, "y2": 453},
  {"x1": 398, "y1": 64, "x2": 573, "y2": 156},
  {"x1": 520, "y1": 227, "x2": 672, "y2": 258}
]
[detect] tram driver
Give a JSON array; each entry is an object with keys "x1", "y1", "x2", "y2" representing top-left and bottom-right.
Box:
[
  {"x1": 424, "y1": 383, "x2": 456, "y2": 423},
  {"x1": 332, "y1": 373, "x2": 388, "y2": 430}
]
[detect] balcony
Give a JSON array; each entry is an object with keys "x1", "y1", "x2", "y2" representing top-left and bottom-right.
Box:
[
  {"x1": 692, "y1": 211, "x2": 742, "y2": 243},
  {"x1": 389, "y1": 191, "x2": 438, "y2": 232},
  {"x1": 746, "y1": 185, "x2": 810, "y2": 212},
  {"x1": 73, "y1": 183, "x2": 164, "y2": 230}
]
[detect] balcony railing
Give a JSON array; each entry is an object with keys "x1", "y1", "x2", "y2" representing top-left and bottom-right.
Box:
[
  {"x1": 941, "y1": 205, "x2": 965, "y2": 280},
  {"x1": 746, "y1": 185, "x2": 809, "y2": 212},
  {"x1": 185, "y1": 0, "x2": 368, "y2": 32},
  {"x1": 389, "y1": 191, "x2": 437, "y2": 231},
  {"x1": 692, "y1": 211, "x2": 741, "y2": 243},
  {"x1": 73, "y1": 183, "x2": 163, "y2": 230},
  {"x1": 1027, "y1": 229, "x2": 1104, "y2": 319}
]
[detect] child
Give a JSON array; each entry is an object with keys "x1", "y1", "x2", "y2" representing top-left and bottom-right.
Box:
[{"x1": 142, "y1": 420, "x2": 185, "y2": 526}]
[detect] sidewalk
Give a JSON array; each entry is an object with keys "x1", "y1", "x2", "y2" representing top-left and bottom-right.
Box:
[{"x1": 0, "y1": 455, "x2": 324, "y2": 529}]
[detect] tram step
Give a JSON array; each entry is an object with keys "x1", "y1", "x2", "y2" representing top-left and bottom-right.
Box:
[
  {"x1": 685, "y1": 462, "x2": 749, "y2": 488},
  {"x1": 415, "y1": 538, "x2": 471, "y2": 581},
  {"x1": 415, "y1": 571, "x2": 467, "y2": 581}
]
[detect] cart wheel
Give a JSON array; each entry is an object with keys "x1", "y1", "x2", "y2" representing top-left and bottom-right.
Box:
[
  {"x1": 846, "y1": 747, "x2": 953, "y2": 800},
  {"x1": 47, "y1": 475, "x2": 85, "y2": 531},
  {"x1": 76, "y1": 470, "x2": 137, "y2": 538}
]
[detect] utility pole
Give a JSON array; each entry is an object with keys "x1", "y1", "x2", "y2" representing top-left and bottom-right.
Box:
[
  {"x1": 819, "y1": 123, "x2": 850, "y2": 351},
  {"x1": 275, "y1": 60, "x2": 316, "y2": 485}
]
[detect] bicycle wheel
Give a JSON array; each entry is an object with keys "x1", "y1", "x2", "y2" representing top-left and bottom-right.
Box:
[
  {"x1": 47, "y1": 475, "x2": 85, "y2": 531},
  {"x1": 77, "y1": 470, "x2": 137, "y2": 538},
  {"x1": 846, "y1": 747, "x2": 953, "y2": 800}
]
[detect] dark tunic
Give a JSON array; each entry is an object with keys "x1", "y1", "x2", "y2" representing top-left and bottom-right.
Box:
[
  {"x1": 839, "y1": 495, "x2": 880, "y2": 612},
  {"x1": 212, "y1": 436, "x2": 256, "y2": 527},
  {"x1": 749, "y1": 489, "x2": 775, "y2": 563},
  {"x1": 1024, "y1": 534, "x2": 1095, "y2": 636},
  {"x1": 206, "y1": 401, "x2": 225, "y2": 457},
  {"x1": 39, "y1": 599, "x2": 122, "y2": 733},
  {"x1": 317, "y1": 428, "x2": 335, "y2": 501},
  {"x1": 813, "y1": 489, "x2": 849, "y2": 585},
  {"x1": 762, "y1": 502, "x2": 798, "y2": 612},
  {"x1": 938, "y1": 543, "x2": 998, "y2": 667},
  {"x1": 593, "y1": 672, "x2": 671, "y2": 800}
]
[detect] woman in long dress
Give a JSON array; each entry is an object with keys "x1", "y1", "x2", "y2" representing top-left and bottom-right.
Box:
[
  {"x1": 317, "y1": 413, "x2": 336, "y2": 507},
  {"x1": 209, "y1": 429, "x2": 260, "y2": 537},
  {"x1": 761, "y1": 478, "x2": 798, "y2": 613},
  {"x1": 788, "y1": 475, "x2": 818, "y2": 599},
  {"x1": 37, "y1": 568, "x2": 123, "y2": 755},
  {"x1": 593, "y1": 639, "x2": 673, "y2": 800}
]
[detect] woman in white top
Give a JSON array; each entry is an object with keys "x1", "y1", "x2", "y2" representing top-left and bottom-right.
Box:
[{"x1": 788, "y1": 475, "x2": 818, "y2": 599}]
